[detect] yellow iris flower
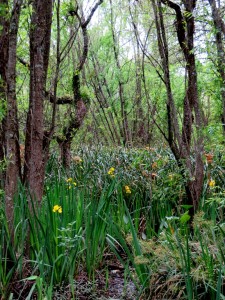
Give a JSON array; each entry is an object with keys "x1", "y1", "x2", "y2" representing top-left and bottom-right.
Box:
[
  {"x1": 124, "y1": 185, "x2": 131, "y2": 194},
  {"x1": 208, "y1": 180, "x2": 215, "y2": 188},
  {"x1": 108, "y1": 167, "x2": 115, "y2": 177},
  {"x1": 66, "y1": 178, "x2": 77, "y2": 188},
  {"x1": 53, "y1": 205, "x2": 62, "y2": 213},
  {"x1": 66, "y1": 178, "x2": 73, "y2": 183}
]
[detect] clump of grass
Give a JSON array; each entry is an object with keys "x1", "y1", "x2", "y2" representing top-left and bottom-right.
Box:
[{"x1": 114, "y1": 208, "x2": 225, "y2": 299}]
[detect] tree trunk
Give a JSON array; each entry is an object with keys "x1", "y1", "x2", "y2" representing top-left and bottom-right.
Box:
[
  {"x1": 182, "y1": 0, "x2": 204, "y2": 211},
  {"x1": 4, "y1": 0, "x2": 23, "y2": 224},
  {"x1": 0, "y1": 0, "x2": 9, "y2": 188},
  {"x1": 159, "y1": 0, "x2": 204, "y2": 212},
  {"x1": 0, "y1": 0, "x2": 23, "y2": 225},
  {"x1": 110, "y1": 0, "x2": 131, "y2": 146},
  {"x1": 134, "y1": 48, "x2": 146, "y2": 144},
  {"x1": 0, "y1": 118, "x2": 6, "y2": 188},
  {"x1": 58, "y1": 141, "x2": 71, "y2": 170},
  {"x1": 208, "y1": 0, "x2": 225, "y2": 134},
  {"x1": 60, "y1": 75, "x2": 89, "y2": 169},
  {"x1": 128, "y1": 4, "x2": 147, "y2": 145},
  {"x1": 57, "y1": 1, "x2": 103, "y2": 167},
  {"x1": 24, "y1": 0, "x2": 53, "y2": 204}
]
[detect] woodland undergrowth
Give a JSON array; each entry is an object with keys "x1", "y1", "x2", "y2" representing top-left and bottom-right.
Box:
[{"x1": 1, "y1": 146, "x2": 225, "y2": 299}]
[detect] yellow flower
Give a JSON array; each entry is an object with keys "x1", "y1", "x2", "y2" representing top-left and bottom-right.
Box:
[
  {"x1": 66, "y1": 178, "x2": 77, "y2": 189},
  {"x1": 108, "y1": 167, "x2": 115, "y2": 177},
  {"x1": 108, "y1": 167, "x2": 115, "y2": 173},
  {"x1": 66, "y1": 178, "x2": 73, "y2": 183},
  {"x1": 209, "y1": 179, "x2": 215, "y2": 188},
  {"x1": 124, "y1": 185, "x2": 131, "y2": 194},
  {"x1": 53, "y1": 205, "x2": 60, "y2": 212},
  {"x1": 53, "y1": 205, "x2": 62, "y2": 213}
]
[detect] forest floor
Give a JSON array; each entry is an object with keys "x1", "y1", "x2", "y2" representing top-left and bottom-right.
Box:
[
  {"x1": 10, "y1": 255, "x2": 138, "y2": 300},
  {"x1": 72, "y1": 269, "x2": 137, "y2": 300}
]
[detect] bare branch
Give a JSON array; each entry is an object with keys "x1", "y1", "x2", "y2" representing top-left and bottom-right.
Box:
[
  {"x1": 17, "y1": 56, "x2": 30, "y2": 68},
  {"x1": 161, "y1": 0, "x2": 188, "y2": 59},
  {"x1": 83, "y1": 0, "x2": 104, "y2": 27}
]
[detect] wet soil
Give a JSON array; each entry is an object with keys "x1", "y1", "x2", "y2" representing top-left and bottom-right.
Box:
[
  {"x1": 9, "y1": 258, "x2": 138, "y2": 300},
  {"x1": 72, "y1": 269, "x2": 137, "y2": 300}
]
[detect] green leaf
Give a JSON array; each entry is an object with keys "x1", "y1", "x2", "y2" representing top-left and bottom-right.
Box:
[
  {"x1": 123, "y1": 215, "x2": 129, "y2": 224},
  {"x1": 180, "y1": 211, "x2": 191, "y2": 224},
  {"x1": 180, "y1": 205, "x2": 193, "y2": 210},
  {"x1": 21, "y1": 275, "x2": 38, "y2": 281}
]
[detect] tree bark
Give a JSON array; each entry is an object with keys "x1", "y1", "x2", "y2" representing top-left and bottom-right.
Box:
[
  {"x1": 159, "y1": 0, "x2": 204, "y2": 211},
  {"x1": 59, "y1": 74, "x2": 89, "y2": 168},
  {"x1": 208, "y1": 0, "x2": 225, "y2": 134},
  {"x1": 0, "y1": 0, "x2": 23, "y2": 225},
  {"x1": 0, "y1": 0, "x2": 9, "y2": 188},
  {"x1": 24, "y1": 0, "x2": 53, "y2": 204},
  {"x1": 5, "y1": 0, "x2": 23, "y2": 223},
  {"x1": 152, "y1": 0, "x2": 181, "y2": 155},
  {"x1": 0, "y1": 118, "x2": 6, "y2": 188},
  {"x1": 42, "y1": 0, "x2": 61, "y2": 169},
  {"x1": 0, "y1": 0, "x2": 8, "y2": 81},
  {"x1": 58, "y1": 1, "x2": 103, "y2": 167}
]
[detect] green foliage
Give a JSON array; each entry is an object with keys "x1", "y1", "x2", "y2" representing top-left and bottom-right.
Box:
[
  {"x1": 2, "y1": 0, "x2": 225, "y2": 296},
  {"x1": 0, "y1": 208, "x2": 18, "y2": 299},
  {"x1": 0, "y1": 2, "x2": 8, "y2": 18},
  {"x1": 1, "y1": 147, "x2": 225, "y2": 298}
]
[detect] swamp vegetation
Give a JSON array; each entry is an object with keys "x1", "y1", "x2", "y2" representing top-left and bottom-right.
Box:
[{"x1": 1, "y1": 0, "x2": 225, "y2": 299}]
